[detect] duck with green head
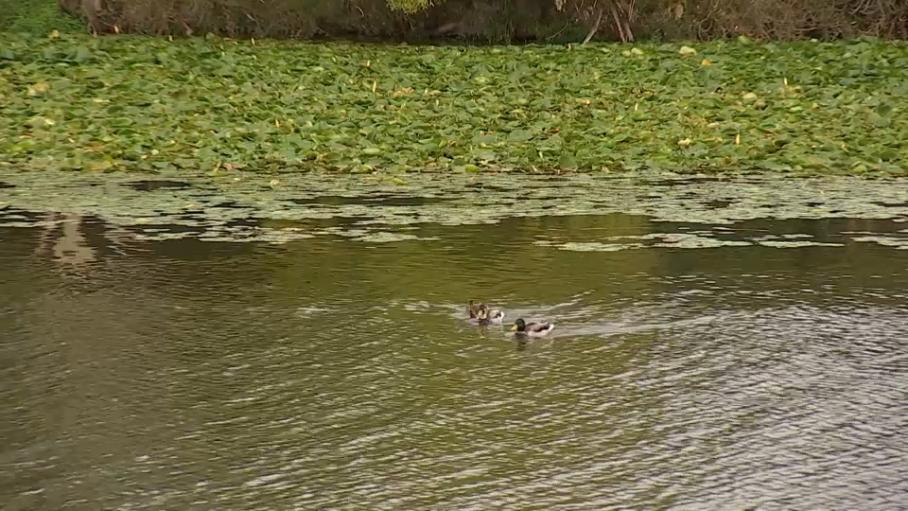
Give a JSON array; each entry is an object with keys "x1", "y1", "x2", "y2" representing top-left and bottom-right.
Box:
[{"x1": 510, "y1": 318, "x2": 554, "y2": 337}]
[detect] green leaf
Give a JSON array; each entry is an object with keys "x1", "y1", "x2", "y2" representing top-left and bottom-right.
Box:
[
  {"x1": 0, "y1": 34, "x2": 903, "y2": 175},
  {"x1": 507, "y1": 129, "x2": 533, "y2": 142}
]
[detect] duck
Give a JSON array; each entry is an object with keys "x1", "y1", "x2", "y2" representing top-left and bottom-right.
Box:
[
  {"x1": 467, "y1": 301, "x2": 506, "y2": 325},
  {"x1": 485, "y1": 308, "x2": 505, "y2": 325},
  {"x1": 467, "y1": 300, "x2": 482, "y2": 320},
  {"x1": 477, "y1": 305, "x2": 505, "y2": 325},
  {"x1": 510, "y1": 318, "x2": 555, "y2": 337}
]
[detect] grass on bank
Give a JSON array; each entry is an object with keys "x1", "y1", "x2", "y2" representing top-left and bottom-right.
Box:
[{"x1": 1, "y1": 32, "x2": 906, "y2": 174}]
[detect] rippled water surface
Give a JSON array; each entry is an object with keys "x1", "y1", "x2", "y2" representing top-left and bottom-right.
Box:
[{"x1": 1, "y1": 171, "x2": 908, "y2": 510}]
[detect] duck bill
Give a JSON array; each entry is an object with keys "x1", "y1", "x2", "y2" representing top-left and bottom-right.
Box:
[{"x1": 509, "y1": 324, "x2": 518, "y2": 332}]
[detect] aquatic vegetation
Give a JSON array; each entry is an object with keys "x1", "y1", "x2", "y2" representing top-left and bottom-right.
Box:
[
  {"x1": 1, "y1": 34, "x2": 907, "y2": 174},
  {"x1": 1, "y1": 169, "x2": 907, "y2": 249},
  {"x1": 756, "y1": 240, "x2": 844, "y2": 248},
  {"x1": 851, "y1": 235, "x2": 908, "y2": 249},
  {"x1": 535, "y1": 233, "x2": 753, "y2": 251}
]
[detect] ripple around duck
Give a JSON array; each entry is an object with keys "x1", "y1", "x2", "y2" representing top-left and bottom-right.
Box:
[{"x1": 2, "y1": 181, "x2": 908, "y2": 510}]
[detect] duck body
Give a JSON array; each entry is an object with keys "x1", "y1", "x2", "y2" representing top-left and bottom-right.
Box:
[
  {"x1": 485, "y1": 309, "x2": 505, "y2": 325},
  {"x1": 468, "y1": 301, "x2": 505, "y2": 325},
  {"x1": 467, "y1": 300, "x2": 482, "y2": 320},
  {"x1": 510, "y1": 318, "x2": 554, "y2": 337}
]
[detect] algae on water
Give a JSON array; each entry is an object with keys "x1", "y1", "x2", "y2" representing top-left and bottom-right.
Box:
[{"x1": 1, "y1": 170, "x2": 907, "y2": 251}]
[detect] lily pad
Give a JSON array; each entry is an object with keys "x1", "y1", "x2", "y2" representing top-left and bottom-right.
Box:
[{"x1": 1, "y1": 35, "x2": 906, "y2": 174}]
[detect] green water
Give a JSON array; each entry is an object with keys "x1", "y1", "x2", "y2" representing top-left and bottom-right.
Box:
[{"x1": 1, "y1": 172, "x2": 907, "y2": 509}]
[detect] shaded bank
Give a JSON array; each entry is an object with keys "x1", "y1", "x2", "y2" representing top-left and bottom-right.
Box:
[{"x1": 57, "y1": 0, "x2": 908, "y2": 42}]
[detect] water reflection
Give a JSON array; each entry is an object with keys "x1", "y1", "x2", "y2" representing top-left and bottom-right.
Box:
[
  {"x1": 1, "y1": 210, "x2": 907, "y2": 510},
  {"x1": 33, "y1": 212, "x2": 97, "y2": 268}
]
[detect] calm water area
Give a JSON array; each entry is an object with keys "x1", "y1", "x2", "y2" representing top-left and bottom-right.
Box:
[{"x1": 1, "y1": 171, "x2": 907, "y2": 510}]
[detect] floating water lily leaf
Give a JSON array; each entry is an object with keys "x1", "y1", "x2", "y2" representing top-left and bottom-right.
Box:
[
  {"x1": 2, "y1": 170, "x2": 907, "y2": 247},
  {"x1": 679, "y1": 46, "x2": 698, "y2": 56},
  {"x1": 507, "y1": 129, "x2": 533, "y2": 142},
  {"x1": 0, "y1": 35, "x2": 906, "y2": 175}
]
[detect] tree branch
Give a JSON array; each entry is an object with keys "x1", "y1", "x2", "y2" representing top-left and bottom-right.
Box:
[{"x1": 582, "y1": 9, "x2": 603, "y2": 44}]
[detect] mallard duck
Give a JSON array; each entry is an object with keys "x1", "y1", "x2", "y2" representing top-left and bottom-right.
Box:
[
  {"x1": 468, "y1": 301, "x2": 505, "y2": 325},
  {"x1": 467, "y1": 300, "x2": 482, "y2": 319},
  {"x1": 485, "y1": 308, "x2": 505, "y2": 325},
  {"x1": 510, "y1": 318, "x2": 554, "y2": 337},
  {"x1": 477, "y1": 305, "x2": 505, "y2": 325}
]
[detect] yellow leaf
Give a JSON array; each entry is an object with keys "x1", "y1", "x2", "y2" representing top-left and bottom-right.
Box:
[
  {"x1": 630, "y1": 48, "x2": 644, "y2": 56},
  {"x1": 735, "y1": 133, "x2": 741, "y2": 145},
  {"x1": 742, "y1": 92, "x2": 758, "y2": 101},
  {"x1": 88, "y1": 160, "x2": 114, "y2": 172},
  {"x1": 28, "y1": 116, "x2": 56, "y2": 127},
  {"x1": 27, "y1": 82, "x2": 50, "y2": 96},
  {"x1": 700, "y1": 58, "x2": 712, "y2": 67},
  {"x1": 391, "y1": 87, "x2": 414, "y2": 98},
  {"x1": 677, "y1": 138, "x2": 692, "y2": 147},
  {"x1": 49, "y1": 30, "x2": 60, "y2": 39},
  {"x1": 679, "y1": 46, "x2": 697, "y2": 56}
]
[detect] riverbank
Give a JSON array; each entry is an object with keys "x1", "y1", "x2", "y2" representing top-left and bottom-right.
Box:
[{"x1": 2, "y1": 33, "x2": 906, "y2": 175}]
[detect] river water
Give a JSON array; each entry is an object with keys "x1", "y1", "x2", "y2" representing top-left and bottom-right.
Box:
[{"x1": 1, "y1": 171, "x2": 907, "y2": 510}]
